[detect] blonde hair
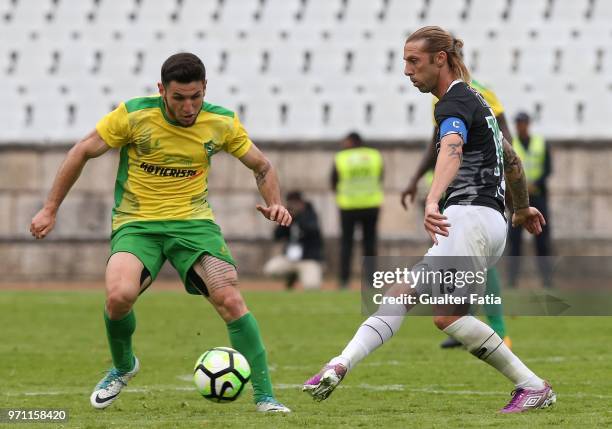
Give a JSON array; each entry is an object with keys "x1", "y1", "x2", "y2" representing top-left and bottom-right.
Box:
[{"x1": 406, "y1": 26, "x2": 471, "y2": 82}]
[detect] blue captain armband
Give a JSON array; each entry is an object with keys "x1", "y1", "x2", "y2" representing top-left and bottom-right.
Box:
[{"x1": 439, "y1": 117, "x2": 468, "y2": 143}]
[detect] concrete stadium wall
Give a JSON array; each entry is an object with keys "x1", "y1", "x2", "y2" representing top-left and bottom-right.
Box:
[{"x1": 1, "y1": 141, "x2": 612, "y2": 282}]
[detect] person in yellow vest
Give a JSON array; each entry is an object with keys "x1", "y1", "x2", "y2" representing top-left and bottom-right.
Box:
[
  {"x1": 400, "y1": 77, "x2": 512, "y2": 350},
  {"x1": 331, "y1": 132, "x2": 384, "y2": 289},
  {"x1": 508, "y1": 111, "x2": 553, "y2": 289}
]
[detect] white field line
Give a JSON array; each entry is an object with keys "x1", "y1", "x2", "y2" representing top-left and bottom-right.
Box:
[
  {"x1": 265, "y1": 355, "x2": 596, "y2": 372},
  {"x1": 271, "y1": 355, "x2": 611, "y2": 371},
  {"x1": 5, "y1": 384, "x2": 612, "y2": 400}
]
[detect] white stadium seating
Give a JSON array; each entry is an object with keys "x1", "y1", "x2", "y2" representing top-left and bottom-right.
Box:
[{"x1": 1, "y1": 0, "x2": 611, "y2": 142}]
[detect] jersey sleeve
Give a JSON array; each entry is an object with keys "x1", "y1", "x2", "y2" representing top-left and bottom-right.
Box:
[
  {"x1": 434, "y1": 96, "x2": 474, "y2": 132},
  {"x1": 224, "y1": 114, "x2": 253, "y2": 158},
  {"x1": 96, "y1": 103, "x2": 131, "y2": 148},
  {"x1": 439, "y1": 117, "x2": 468, "y2": 142},
  {"x1": 480, "y1": 87, "x2": 505, "y2": 117}
]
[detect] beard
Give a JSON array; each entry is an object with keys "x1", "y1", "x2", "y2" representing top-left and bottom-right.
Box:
[{"x1": 163, "y1": 96, "x2": 199, "y2": 127}]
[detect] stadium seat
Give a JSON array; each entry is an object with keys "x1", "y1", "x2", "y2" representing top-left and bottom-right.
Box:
[
  {"x1": 332, "y1": 0, "x2": 385, "y2": 39},
  {"x1": 506, "y1": 0, "x2": 548, "y2": 26},
  {"x1": 373, "y1": 0, "x2": 421, "y2": 41},
  {"x1": 580, "y1": 80, "x2": 612, "y2": 138},
  {"x1": 10, "y1": 40, "x2": 54, "y2": 81},
  {"x1": 265, "y1": 43, "x2": 312, "y2": 85},
  {"x1": 39, "y1": 0, "x2": 90, "y2": 44},
  {"x1": 238, "y1": 91, "x2": 286, "y2": 141},
  {"x1": 251, "y1": 0, "x2": 301, "y2": 39},
  {"x1": 466, "y1": 0, "x2": 506, "y2": 25},
  {"x1": 351, "y1": 42, "x2": 397, "y2": 84},
  {"x1": 176, "y1": 0, "x2": 218, "y2": 35},
  {"x1": 81, "y1": 0, "x2": 135, "y2": 44},
  {"x1": 2, "y1": 0, "x2": 52, "y2": 42},
  {"x1": 282, "y1": 94, "x2": 331, "y2": 140},
  {"x1": 291, "y1": 0, "x2": 344, "y2": 39},
  {"x1": 309, "y1": 45, "x2": 353, "y2": 79},
  {"x1": 0, "y1": 82, "x2": 26, "y2": 142},
  {"x1": 421, "y1": 0, "x2": 467, "y2": 29},
  {"x1": 470, "y1": 41, "x2": 514, "y2": 83},
  {"x1": 591, "y1": 0, "x2": 612, "y2": 24},
  {"x1": 562, "y1": 41, "x2": 599, "y2": 80},
  {"x1": 599, "y1": 47, "x2": 612, "y2": 75},
  {"x1": 551, "y1": 0, "x2": 590, "y2": 25},
  {"x1": 1, "y1": 0, "x2": 611, "y2": 142}
]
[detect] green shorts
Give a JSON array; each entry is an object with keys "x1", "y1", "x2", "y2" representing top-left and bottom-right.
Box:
[{"x1": 110, "y1": 219, "x2": 236, "y2": 295}]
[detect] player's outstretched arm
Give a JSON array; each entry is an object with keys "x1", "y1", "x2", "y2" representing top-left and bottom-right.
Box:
[
  {"x1": 401, "y1": 128, "x2": 438, "y2": 209},
  {"x1": 423, "y1": 133, "x2": 462, "y2": 244},
  {"x1": 30, "y1": 130, "x2": 111, "y2": 239},
  {"x1": 502, "y1": 138, "x2": 546, "y2": 235},
  {"x1": 239, "y1": 144, "x2": 292, "y2": 227}
]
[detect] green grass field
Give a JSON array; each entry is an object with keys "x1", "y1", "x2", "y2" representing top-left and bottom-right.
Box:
[{"x1": 1, "y1": 289, "x2": 611, "y2": 428}]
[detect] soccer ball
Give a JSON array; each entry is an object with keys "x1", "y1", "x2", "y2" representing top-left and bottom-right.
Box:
[{"x1": 193, "y1": 347, "x2": 251, "y2": 402}]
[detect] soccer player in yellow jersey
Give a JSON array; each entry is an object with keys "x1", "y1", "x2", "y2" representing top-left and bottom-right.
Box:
[
  {"x1": 400, "y1": 78, "x2": 514, "y2": 350},
  {"x1": 30, "y1": 53, "x2": 292, "y2": 412}
]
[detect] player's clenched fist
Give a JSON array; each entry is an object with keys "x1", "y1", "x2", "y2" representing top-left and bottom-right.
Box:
[
  {"x1": 30, "y1": 207, "x2": 56, "y2": 239},
  {"x1": 256, "y1": 204, "x2": 292, "y2": 227}
]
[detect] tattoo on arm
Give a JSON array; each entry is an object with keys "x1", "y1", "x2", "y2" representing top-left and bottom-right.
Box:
[
  {"x1": 255, "y1": 161, "x2": 271, "y2": 187},
  {"x1": 447, "y1": 142, "x2": 463, "y2": 161},
  {"x1": 502, "y1": 139, "x2": 529, "y2": 210}
]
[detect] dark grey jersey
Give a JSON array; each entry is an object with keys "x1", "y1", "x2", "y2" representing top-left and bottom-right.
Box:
[{"x1": 434, "y1": 81, "x2": 505, "y2": 214}]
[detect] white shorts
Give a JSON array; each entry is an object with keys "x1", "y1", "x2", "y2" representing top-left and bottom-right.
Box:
[
  {"x1": 425, "y1": 205, "x2": 507, "y2": 265},
  {"x1": 414, "y1": 205, "x2": 507, "y2": 298}
]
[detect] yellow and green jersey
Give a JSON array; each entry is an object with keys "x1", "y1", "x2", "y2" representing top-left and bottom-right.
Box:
[
  {"x1": 96, "y1": 96, "x2": 252, "y2": 231},
  {"x1": 431, "y1": 78, "x2": 505, "y2": 124}
]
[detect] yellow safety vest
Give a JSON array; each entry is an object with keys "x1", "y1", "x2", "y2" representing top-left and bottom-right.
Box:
[
  {"x1": 424, "y1": 169, "x2": 434, "y2": 187},
  {"x1": 512, "y1": 136, "x2": 545, "y2": 183},
  {"x1": 335, "y1": 147, "x2": 383, "y2": 210}
]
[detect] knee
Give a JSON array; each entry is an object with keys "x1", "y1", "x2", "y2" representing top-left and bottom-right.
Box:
[
  {"x1": 106, "y1": 287, "x2": 137, "y2": 318},
  {"x1": 218, "y1": 293, "x2": 247, "y2": 320},
  {"x1": 433, "y1": 315, "x2": 458, "y2": 331}
]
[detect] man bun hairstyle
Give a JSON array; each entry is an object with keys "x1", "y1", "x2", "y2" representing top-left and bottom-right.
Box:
[
  {"x1": 161, "y1": 52, "x2": 206, "y2": 87},
  {"x1": 406, "y1": 26, "x2": 471, "y2": 83}
]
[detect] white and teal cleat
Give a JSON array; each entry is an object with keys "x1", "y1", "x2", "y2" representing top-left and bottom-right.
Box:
[
  {"x1": 90, "y1": 356, "x2": 140, "y2": 409},
  {"x1": 255, "y1": 397, "x2": 292, "y2": 413}
]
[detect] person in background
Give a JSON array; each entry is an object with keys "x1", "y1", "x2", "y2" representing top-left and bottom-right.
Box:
[
  {"x1": 331, "y1": 132, "x2": 384, "y2": 289},
  {"x1": 264, "y1": 191, "x2": 323, "y2": 290},
  {"x1": 508, "y1": 111, "x2": 553, "y2": 289}
]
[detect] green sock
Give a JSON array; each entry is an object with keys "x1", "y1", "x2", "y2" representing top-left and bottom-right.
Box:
[
  {"x1": 484, "y1": 268, "x2": 506, "y2": 338},
  {"x1": 104, "y1": 310, "x2": 136, "y2": 373},
  {"x1": 227, "y1": 313, "x2": 274, "y2": 403}
]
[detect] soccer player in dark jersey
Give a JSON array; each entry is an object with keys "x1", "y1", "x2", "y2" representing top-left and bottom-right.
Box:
[
  {"x1": 401, "y1": 52, "x2": 514, "y2": 350},
  {"x1": 304, "y1": 26, "x2": 555, "y2": 414}
]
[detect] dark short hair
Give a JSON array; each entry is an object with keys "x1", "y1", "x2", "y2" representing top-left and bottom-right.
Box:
[
  {"x1": 286, "y1": 191, "x2": 303, "y2": 202},
  {"x1": 161, "y1": 53, "x2": 206, "y2": 87},
  {"x1": 514, "y1": 111, "x2": 531, "y2": 123},
  {"x1": 345, "y1": 131, "x2": 363, "y2": 146}
]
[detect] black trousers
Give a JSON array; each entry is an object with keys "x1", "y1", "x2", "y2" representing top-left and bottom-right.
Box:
[
  {"x1": 339, "y1": 207, "x2": 379, "y2": 286},
  {"x1": 508, "y1": 194, "x2": 553, "y2": 287}
]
